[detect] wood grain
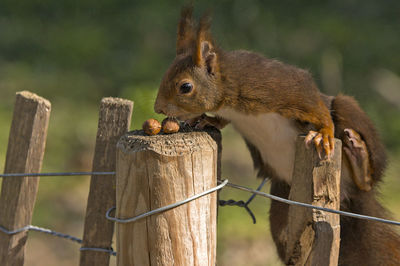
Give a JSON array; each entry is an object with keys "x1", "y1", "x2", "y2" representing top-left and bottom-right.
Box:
[
  {"x1": 116, "y1": 129, "x2": 220, "y2": 266},
  {"x1": 80, "y1": 97, "x2": 133, "y2": 266},
  {"x1": 0, "y1": 91, "x2": 51, "y2": 266},
  {"x1": 285, "y1": 136, "x2": 341, "y2": 266}
]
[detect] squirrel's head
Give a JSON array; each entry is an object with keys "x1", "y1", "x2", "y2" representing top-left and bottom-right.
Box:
[{"x1": 154, "y1": 7, "x2": 223, "y2": 120}]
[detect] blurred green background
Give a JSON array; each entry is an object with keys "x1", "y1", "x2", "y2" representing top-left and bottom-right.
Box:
[{"x1": 0, "y1": 0, "x2": 399, "y2": 265}]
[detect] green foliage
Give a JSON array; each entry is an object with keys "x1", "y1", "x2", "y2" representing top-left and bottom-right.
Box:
[{"x1": 120, "y1": 84, "x2": 165, "y2": 129}]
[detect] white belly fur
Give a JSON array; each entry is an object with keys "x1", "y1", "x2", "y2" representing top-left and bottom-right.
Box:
[{"x1": 214, "y1": 109, "x2": 300, "y2": 184}]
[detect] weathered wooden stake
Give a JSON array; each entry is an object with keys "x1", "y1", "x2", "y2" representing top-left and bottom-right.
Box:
[
  {"x1": 80, "y1": 97, "x2": 133, "y2": 266},
  {"x1": 115, "y1": 129, "x2": 220, "y2": 266},
  {"x1": 285, "y1": 136, "x2": 341, "y2": 265},
  {"x1": 0, "y1": 91, "x2": 51, "y2": 266}
]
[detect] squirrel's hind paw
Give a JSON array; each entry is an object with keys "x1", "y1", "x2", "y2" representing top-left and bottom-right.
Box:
[
  {"x1": 305, "y1": 128, "x2": 334, "y2": 160},
  {"x1": 343, "y1": 128, "x2": 373, "y2": 191}
]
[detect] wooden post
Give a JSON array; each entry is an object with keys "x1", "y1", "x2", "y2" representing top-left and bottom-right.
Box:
[
  {"x1": 285, "y1": 136, "x2": 341, "y2": 266},
  {"x1": 115, "y1": 129, "x2": 220, "y2": 266},
  {"x1": 0, "y1": 91, "x2": 51, "y2": 266},
  {"x1": 80, "y1": 98, "x2": 133, "y2": 266}
]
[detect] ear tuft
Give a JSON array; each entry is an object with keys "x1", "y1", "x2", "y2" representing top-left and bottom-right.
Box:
[
  {"x1": 176, "y1": 5, "x2": 196, "y2": 55},
  {"x1": 193, "y1": 13, "x2": 217, "y2": 74}
]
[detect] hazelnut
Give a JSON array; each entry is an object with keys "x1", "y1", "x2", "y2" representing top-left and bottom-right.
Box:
[
  {"x1": 162, "y1": 117, "x2": 180, "y2": 134},
  {"x1": 142, "y1": 119, "x2": 161, "y2": 135}
]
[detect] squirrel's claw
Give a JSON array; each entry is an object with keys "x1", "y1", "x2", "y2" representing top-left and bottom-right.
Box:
[
  {"x1": 185, "y1": 114, "x2": 229, "y2": 130},
  {"x1": 343, "y1": 128, "x2": 373, "y2": 191},
  {"x1": 195, "y1": 118, "x2": 212, "y2": 129},
  {"x1": 305, "y1": 128, "x2": 334, "y2": 160},
  {"x1": 184, "y1": 114, "x2": 206, "y2": 127},
  {"x1": 305, "y1": 131, "x2": 318, "y2": 147}
]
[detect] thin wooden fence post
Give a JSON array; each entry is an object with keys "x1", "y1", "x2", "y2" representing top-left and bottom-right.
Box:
[
  {"x1": 80, "y1": 97, "x2": 133, "y2": 266},
  {"x1": 115, "y1": 129, "x2": 220, "y2": 266},
  {"x1": 285, "y1": 136, "x2": 341, "y2": 265},
  {"x1": 0, "y1": 91, "x2": 51, "y2": 266}
]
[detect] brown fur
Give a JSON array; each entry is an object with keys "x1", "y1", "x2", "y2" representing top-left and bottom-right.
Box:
[
  {"x1": 176, "y1": 6, "x2": 196, "y2": 55},
  {"x1": 266, "y1": 95, "x2": 400, "y2": 265},
  {"x1": 155, "y1": 10, "x2": 334, "y2": 152},
  {"x1": 332, "y1": 94, "x2": 387, "y2": 183},
  {"x1": 269, "y1": 178, "x2": 400, "y2": 266},
  {"x1": 155, "y1": 7, "x2": 400, "y2": 265}
]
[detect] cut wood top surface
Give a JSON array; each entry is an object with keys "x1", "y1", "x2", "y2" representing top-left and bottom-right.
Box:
[
  {"x1": 118, "y1": 127, "x2": 220, "y2": 155},
  {"x1": 101, "y1": 97, "x2": 133, "y2": 106},
  {"x1": 17, "y1": 90, "x2": 51, "y2": 109}
]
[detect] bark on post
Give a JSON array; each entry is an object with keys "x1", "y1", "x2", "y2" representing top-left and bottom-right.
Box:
[
  {"x1": 285, "y1": 136, "x2": 341, "y2": 266},
  {"x1": 115, "y1": 129, "x2": 220, "y2": 266},
  {"x1": 0, "y1": 91, "x2": 51, "y2": 266},
  {"x1": 80, "y1": 97, "x2": 133, "y2": 266}
]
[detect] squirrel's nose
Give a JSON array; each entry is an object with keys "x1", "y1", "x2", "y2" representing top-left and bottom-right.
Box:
[{"x1": 154, "y1": 104, "x2": 166, "y2": 115}]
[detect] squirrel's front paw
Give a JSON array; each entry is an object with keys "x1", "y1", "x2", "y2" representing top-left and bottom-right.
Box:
[
  {"x1": 185, "y1": 114, "x2": 229, "y2": 130},
  {"x1": 343, "y1": 128, "x2": 373, "y2": 191},
  {"x1": 304, "y1": 127, "x2": 335, "y2": 159}
]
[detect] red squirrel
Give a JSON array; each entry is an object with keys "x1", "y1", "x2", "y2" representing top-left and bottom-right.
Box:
[{"x1": 154, "y1": 7, "x2": 400, "y2": 265}]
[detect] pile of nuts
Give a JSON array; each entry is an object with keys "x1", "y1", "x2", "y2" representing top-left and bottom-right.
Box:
[{"x1": 142, "y1": 117, "x2": 180, "y2": 135}]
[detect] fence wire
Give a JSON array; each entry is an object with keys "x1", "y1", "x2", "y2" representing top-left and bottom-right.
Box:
[
  {"x1": 220, "y1": 180, "x2": 400, "y2": 226},
  {"x1": 0, "y1": 172, "x2": 114, "y2": 178},
  {"x1": 0, "y1": 224, "x2": 82, "y2": 243},
  {"x1": 0, "y1": 224, "x2": 116, "y2": 256},
  {"x1": 1, "y1": 170, "x2": 400, "y2": 259},
  {"x1": 106, "y1": 179, "x2": 228, "y2": 224}
]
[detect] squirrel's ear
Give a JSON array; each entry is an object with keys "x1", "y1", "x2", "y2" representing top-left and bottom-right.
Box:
[
  {"x1": 176, "y1": 5, "x2": 195, "y2": 55},
  {"x1": 198, "y1": 41, "x2": 217, "y2": 75},
  {"x1": 193, "y1": 14, "x2": 218, "y2": 74}
]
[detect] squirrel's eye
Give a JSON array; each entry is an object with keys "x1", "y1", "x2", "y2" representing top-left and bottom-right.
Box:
[{"x1": 179, "y1": 83, "x2": 193, "y2": 94}]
